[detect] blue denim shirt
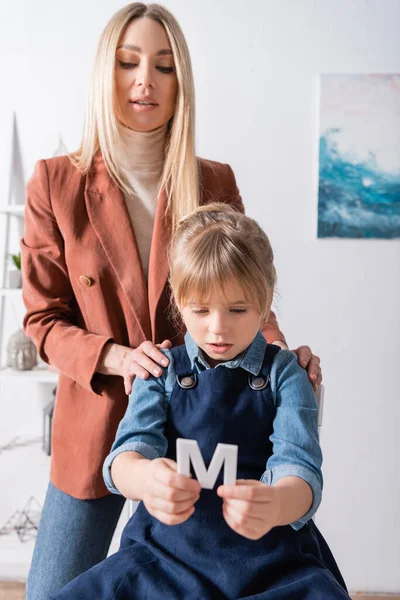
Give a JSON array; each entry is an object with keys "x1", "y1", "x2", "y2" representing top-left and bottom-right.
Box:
[{"x1": 103, "y1": 331, "x2": 323, "y2": 530}]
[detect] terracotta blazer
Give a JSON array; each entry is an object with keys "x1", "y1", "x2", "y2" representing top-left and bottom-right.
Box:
[{"x1": 21, "y1": 153, "x2": 286, "y2": 499}]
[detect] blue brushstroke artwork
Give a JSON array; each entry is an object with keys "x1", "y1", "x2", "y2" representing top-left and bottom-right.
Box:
[{"x1": 317, "y1": 74, "x2": 400, "y2": 239}]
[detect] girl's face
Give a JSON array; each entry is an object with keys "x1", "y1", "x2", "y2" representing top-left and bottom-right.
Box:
[
  {"x1": 115, "y1": 17, "x2": 178, "y2": 132},
  {"x1": 180, "y1": 280, "x2": 264, "y2": 368}
]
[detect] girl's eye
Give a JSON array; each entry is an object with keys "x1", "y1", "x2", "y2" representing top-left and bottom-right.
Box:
[
  {"x1": 230, "y1": 308, "x2": 247, "y2": 314},
  {"x1": 192, "y1": 309, "x2": 208, "y2": 315},
  {"x1": 119, "y1": 61, "x2": 138, "y2": 69}
]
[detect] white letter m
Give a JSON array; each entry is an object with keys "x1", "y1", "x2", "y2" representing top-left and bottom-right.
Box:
[{"x1": 176, "y1": 438, "x2": 238, "y2": 489}]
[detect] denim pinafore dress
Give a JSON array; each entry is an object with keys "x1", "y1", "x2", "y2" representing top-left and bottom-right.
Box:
[{"x1": 55, "y1": 344, "x2": 350, "y2": 600}]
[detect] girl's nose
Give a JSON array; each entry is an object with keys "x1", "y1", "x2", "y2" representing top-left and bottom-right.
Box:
[{"x1": 208, "y1": 313, "x2": 228, "y2": 335}]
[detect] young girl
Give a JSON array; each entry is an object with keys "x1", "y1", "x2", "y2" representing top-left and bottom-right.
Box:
[{"x1": 53, "y1": 204, "x2": 349, "y2": 599}]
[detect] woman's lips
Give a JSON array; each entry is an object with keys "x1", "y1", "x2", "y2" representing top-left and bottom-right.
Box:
[
  {"x1": 207, "y1": 343, "x2": 233, "y2": 355},
  {"x1": 129, "y1": 101, "x2": 159, "y2": 113}
]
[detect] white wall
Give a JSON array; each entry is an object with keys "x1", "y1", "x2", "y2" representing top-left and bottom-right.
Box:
[{"x1": 0, "y1": 0, "x2": 399, "y2": 592}]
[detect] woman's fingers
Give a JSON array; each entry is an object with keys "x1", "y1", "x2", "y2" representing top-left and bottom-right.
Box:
[
  {"x1": 307, "y1": 354, "x2": 322, "y2": 390},
  {"x1": 292, "y1": 346, "x2": 322, "y2": 391},
  {"x1": 136, "y1": 340, "x2": 169, "y2": 367},
  {"x1": 313, "y1": 371, "x2": 323, "y2": 390},
  {"x1": 122, "y1": 340, "x2": 172, "y2": 395},
  {"x1": 123, "y1": 373, "x2": 134, "y2": 395},
  {"x1": 293, "y1": 345, "x2": 312, "y2": 369},
  {"x1": 124, "y1": 341, "x2": 171, "y2": 389},
  {"x1": 156, "y1": 339, "x2": 172, "y2": 351},
  {"x1": 130, "y1": 347, "x2": 165, "y2": 377}
]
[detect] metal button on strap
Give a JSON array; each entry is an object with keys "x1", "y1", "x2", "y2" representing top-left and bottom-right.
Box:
[
  {"x1": 176, "y1": 373, "x2": 198, "y2": 389},
  {"x1": 248, "y1": 375, "x2": 269, "y2": 390},
  {"x1": 79, "y1": 275, "x2": 93, "y2": 287}
]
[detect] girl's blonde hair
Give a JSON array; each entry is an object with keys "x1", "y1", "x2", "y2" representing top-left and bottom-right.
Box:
[
  {"x1": 168, "y1": 203, "x2": 276, "y2": 324},
  {"x1": 71, "y1": 2, "x2": 199, "y2": 232}
]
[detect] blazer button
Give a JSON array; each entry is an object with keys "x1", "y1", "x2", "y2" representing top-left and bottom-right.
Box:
[{"x1": 79, "y1": 275, "x2": 93, "y2": 287}]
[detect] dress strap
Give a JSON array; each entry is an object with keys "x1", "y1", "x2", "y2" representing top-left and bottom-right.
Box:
[
  {"x1": 171, "y1": 342, "x2": 280, "y2": 390},
  {"x1": 248, "y1": 344, "x2": 280, "y2": 390},
  {"x1": 171, "y1": 345, "x2": 198, "y2": 390},
  {"x1": 170, "y1": 345, "x2": 195, "y2": 375}
]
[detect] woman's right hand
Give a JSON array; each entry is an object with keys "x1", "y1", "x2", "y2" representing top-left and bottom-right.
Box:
[
  {"x1": 122, "y1": 339, "x2": 172, "y2": 394},
  {"x1": 142, "y1": 458, "x2": 201, "y2": 525}
]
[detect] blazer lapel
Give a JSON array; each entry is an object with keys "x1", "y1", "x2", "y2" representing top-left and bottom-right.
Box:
[
  {"x1": 85, "y1": 153, "x2": 151, "y2": 341},
  {"x1": 147, "y1": 187, "x2": 171, "y2": 341}
]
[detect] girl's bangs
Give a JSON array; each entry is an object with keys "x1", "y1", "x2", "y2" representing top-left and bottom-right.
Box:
[{"x1": 175, "y1": 264, "x2": 261, "y2": 308}]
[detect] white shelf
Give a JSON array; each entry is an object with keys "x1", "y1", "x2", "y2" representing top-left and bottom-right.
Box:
[
  {"x1": 0, "y1": 205, "x2": 25, "y2": 217},
  {"x1": 0, "y1": 288, "x2": 22, "y2": 297},
  {"x1": 0, "y1": 367, "x2": 59, "y2": 383}
]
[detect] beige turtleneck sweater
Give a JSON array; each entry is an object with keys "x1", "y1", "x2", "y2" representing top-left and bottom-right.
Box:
[{"x1": 116, "y1": 122, "x2": 167, "y2": 281}]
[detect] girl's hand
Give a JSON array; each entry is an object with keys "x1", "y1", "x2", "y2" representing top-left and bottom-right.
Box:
[
  {"x1": 292, "y1": 346, "x2": 322, "y2": 391},
  {"x1": 123, "y1": 339, "x2": 172, "y2": 394},
  {"x1": 217, "y1": 479, "x2": 280, "y2": 540},
  {"x1": 142, "y1": 458, "x2": 201, "y2": 526}
]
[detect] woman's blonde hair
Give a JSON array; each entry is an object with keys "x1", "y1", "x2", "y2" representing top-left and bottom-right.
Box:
[
  {"x1": 168, "y1": 203, "x2": 276, "y2": 324},
  {"x1": 71, "y1": 2, "x2": 199, "y2": 232}
]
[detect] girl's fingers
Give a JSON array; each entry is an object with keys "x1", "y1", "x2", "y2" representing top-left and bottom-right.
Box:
[
  {"x1": 217, "y1": 481, "x2": 271, "y2": 502},
  {"x1": 153, "y1": 476, "x2": 200, "y2": 499},
  {"x1": 151, "y1": 506, "x2": 194, "y2": 526},
  {"x1": 222, "y1": 504, "x2": 260, "y2": 539},
  {"x1": 149, "y1": 479, "x2": 200, "y2": 503},
  {"x1": 148, "y1": 495, "x2": 199, "y2": 515},
  {"x1": 154, "y1": 461, "x2": 201, "y2": 493},
  {"x1": 223, "y1": 501, "x2": 253, "y2": 525},
  {"x1": 222, "y1": 498, "x2": 266, "y2": 520}
]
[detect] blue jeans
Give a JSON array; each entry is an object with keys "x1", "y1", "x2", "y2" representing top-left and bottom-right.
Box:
[{"x1": 26, "y1": 482, "x2": 125, "y2": 600}]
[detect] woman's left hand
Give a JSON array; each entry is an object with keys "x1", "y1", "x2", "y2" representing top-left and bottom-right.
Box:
[
  {"x1": 272, "y1": 341, "x2": 322, "y2": 391},
  {"x1": 292, "y1": 346, "x2": 321, "y2": 391}
]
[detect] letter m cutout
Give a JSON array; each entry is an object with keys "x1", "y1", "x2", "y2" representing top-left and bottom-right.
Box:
[{"x1": 176, "y1": 438, "x2": 238, "y2": 489}]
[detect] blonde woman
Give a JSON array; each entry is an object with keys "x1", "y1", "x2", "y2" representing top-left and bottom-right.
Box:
[{"x1": 21, "y1": 4, "x2": 321, "y2": 599}]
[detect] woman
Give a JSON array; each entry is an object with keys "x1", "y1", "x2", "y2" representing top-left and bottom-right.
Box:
[{"x1": 21, "y1": 3, "x2": 321, "y2": 599}]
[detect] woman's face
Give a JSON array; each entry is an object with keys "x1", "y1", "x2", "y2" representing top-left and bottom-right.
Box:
[{"x1": 115, "y1": 17, "x2": 178, "y2": 132}]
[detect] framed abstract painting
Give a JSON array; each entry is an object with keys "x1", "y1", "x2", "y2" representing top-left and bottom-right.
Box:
[{"x1": 317, "y1": 74, "x2": 400, "y2": 239}]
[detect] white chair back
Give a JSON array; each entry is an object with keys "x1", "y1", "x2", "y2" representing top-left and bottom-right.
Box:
[{"x1": 314, "y1": 384, "x2": 325, "y2": 428}]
